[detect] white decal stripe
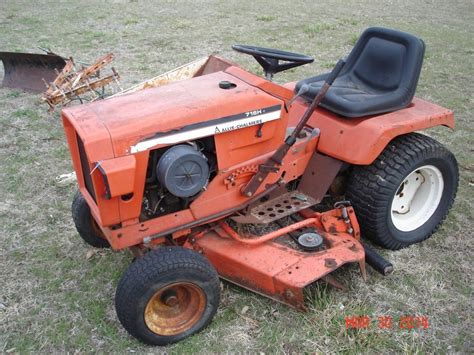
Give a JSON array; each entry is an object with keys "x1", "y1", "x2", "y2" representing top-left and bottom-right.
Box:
[{"x1": 130, "y1": 110, "x2": 281, "y2": 153}]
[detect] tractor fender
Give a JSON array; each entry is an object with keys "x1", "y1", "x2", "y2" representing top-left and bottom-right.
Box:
[{"x1": 289, "y1": 97, "x2": 454, "y2": 165}]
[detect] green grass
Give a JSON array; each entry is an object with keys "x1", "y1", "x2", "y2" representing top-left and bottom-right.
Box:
[
  {"x1": 0, "y1": 0, "x2": 473, "y2": 352},
  {"x1": 256, "y1": 15, "x2": 276, "y2": 22},
  {"x1": 303, "y1": 22, "x2": 338, "y2": 37}
]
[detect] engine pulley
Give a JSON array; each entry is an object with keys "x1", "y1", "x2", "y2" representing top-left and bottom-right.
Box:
[{"x1": 156, "y1": 145, "x2": 209, "y2": 198}]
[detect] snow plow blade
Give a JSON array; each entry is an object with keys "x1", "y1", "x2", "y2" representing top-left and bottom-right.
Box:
[{"x1": 0, "y1": 52, "x2": 66, "y2": 92}]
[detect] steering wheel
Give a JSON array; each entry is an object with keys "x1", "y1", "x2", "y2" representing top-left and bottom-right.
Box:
[{"x1": 232, "y1": 45, "x2": 314, "y2": 80}]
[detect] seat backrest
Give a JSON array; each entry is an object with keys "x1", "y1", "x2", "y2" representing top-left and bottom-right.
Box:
[{"x1": 344, "y1": 27, "x2": 425, "y2": 93}]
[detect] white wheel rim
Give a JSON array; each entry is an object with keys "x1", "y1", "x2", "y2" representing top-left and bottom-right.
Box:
[{"x1": 390, "y1": 165, "x2": 444, "y2": 232}]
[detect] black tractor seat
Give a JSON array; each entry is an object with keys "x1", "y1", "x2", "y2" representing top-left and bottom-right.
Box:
[{"x1": 295, "y1": 27, "x2": 425, "y2": 118}]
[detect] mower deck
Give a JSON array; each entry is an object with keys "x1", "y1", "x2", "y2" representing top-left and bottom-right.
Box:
[{"x1": 189, "y1": 208, "x2": 366, "y2": 310}]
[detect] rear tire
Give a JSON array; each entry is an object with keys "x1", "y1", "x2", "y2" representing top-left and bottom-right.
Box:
[
  {"x1": 346, "y1": 133, "x2": 458, "y2": 250},
  {"x1": 71, "y1": 190, "x2": 110, "y2": 248},
  {"x1": 115, "y1": 246, "x2": 220, "y2": 346}
]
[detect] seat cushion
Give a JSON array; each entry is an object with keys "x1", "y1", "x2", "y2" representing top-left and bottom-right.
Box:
[{"x1": 295, "y1": 27, "x2": 425, "y2": 118}]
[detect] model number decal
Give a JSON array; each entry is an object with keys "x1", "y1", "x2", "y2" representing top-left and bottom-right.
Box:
[
  {"x1": 130, "y1": 105, "x2": 281, "y2": 153},
  {"x1": 245, "y1": 109, "x2": 263, "y2": 117}
]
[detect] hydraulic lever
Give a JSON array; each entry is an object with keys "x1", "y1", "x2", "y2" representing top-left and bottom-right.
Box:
[{"x1": 242, "y1": 59, "x2": 346, "y2": 196}]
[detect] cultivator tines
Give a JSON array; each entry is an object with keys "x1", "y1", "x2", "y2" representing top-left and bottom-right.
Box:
[{"x1": 41, "y1": 53, "x2": 121, "y2": 110}]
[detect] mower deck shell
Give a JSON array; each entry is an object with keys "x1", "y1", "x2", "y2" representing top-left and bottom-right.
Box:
[{"x1": 190, "y1": 208, "x2": 365, "y2": 310}]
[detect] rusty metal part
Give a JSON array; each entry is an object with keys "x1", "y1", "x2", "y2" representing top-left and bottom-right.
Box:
[
  {"x1": 144, "y1": 282, "x2": 206, "y2": 335},
  {"x1": 224, "y1": 164, "x2": 258, "y2": 189},
  {"x1": 45, "y1": 75, "x2": 118, "y2": 106},
  {"x1": 0, "y1": 51, "x2": 66, "y2": 92},
  {"x1": 231, "y1": 190, "x2": 317, "y2": 224},
  {"x1": 241, "y1": 185, "x2": 288, "y2": 217},
  {"x1": 359, "y1": 259, "x2": 367, "y2": 282},
  {"x1": 47, "y1": 59, "x2": 74, "y2": 91},
  {"x1": 334, "y1": 201, "x2": 354, "y2": 235},
  {"x1": 41, "y1": 53, "x2": 120, "y2": 110},
  {"x1": 321, "y1": 274, "x2": 347, "y2": 291},
  {"x1": 298, "y1": 153, "x2": 343, "y2": 202}
]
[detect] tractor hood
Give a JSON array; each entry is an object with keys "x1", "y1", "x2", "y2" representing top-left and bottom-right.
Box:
[{"x1": 62, "y1": 70, "x2": 283, "y2": 158}]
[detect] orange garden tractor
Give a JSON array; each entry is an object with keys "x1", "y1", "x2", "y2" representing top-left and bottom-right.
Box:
[{"x1": 62, "y1": 27, "x2": 458, "y2": 345}]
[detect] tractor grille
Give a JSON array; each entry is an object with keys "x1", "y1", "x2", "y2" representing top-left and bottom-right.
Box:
[{"x1": 76, "y1": 133, "x2": 97, "y2": 203}]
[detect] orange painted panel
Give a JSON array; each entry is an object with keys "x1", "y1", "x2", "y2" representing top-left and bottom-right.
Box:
[
  {"x1": 98, "y1": 155, "x2": 136, "y2": 198},
  {"x1": 192, "y1": 209, "x2": 365, "y2": 309},
  {"x1": 288, "y1": 97, "x2": 454, "y2": 165}
]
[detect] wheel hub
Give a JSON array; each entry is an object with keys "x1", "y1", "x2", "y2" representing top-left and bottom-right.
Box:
[
  {"x1": 161, "y1": 290, "x2": 179, "y2": 307},
  {"x1": 144, "y1": 282, "x2": 206, "y2": 336},
  {"x1": 390, "y1": 165, "x2": 444, "y2": 232},
  {"x1": 391, "y1": 170, "x2": 424, "y2": 214}
]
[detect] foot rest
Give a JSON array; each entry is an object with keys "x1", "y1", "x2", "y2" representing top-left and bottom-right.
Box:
[{"x1": 232, "y1": 190, "x2": 317, "y2": 224}]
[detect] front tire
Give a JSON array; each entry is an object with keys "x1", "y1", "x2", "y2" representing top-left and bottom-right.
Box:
[
  {"x1": 346, "y1": 133, "x2": 458, "y2": 250},
  {"x1": 115, "y1": 246, "x2": 220, "y2": 346},
  {"x1": 71, "y1": 190, "x2": 110, "y2": 248}
]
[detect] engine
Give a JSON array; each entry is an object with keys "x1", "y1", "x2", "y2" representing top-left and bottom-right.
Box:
[{"x1": 140, "y1": 137, "x2": 217, "y2": 221}]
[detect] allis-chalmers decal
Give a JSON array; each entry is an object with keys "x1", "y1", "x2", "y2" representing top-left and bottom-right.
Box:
[{"x1": 130, "y1": 105, "x2": 281, "y2": 153}]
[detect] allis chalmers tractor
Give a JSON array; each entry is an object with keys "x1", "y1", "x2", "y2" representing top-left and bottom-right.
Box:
[{"x1": 62, "y1": 27, "x2": 458, "y2": 345}]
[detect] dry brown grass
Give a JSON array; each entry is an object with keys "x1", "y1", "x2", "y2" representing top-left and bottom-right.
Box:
[{"x1": 1, "y1": 0, "x2": 473, "y2": 352}]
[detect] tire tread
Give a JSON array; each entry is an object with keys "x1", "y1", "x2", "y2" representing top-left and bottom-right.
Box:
[
  {"x1": 71, "y1": 191, "x2": 110, "y2": 248},
  {"x1": 346, "y1": 133, "x2": 458, "y2": 250}
]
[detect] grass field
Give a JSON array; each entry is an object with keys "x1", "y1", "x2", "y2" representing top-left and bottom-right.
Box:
[{"x1": 1, "y1": 0, "x2": 473, "y2": 352}]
